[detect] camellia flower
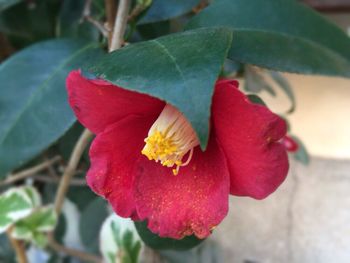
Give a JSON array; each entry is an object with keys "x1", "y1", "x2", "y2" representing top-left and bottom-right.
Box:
[{"x1": 66, "y1": 70, "x2": 289, "y2": 239}]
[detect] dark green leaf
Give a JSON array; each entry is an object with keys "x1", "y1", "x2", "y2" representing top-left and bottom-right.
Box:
[
  {"x1": 67, "y1": 186, "x2": 97, "y2": 212},
  {"x1": 89, "y1": 28, "x2": 232, "y2": 148},
  {"x1": 160, "y1": 239, "x2": 223, "y2": 263},
  {"x1": 0, "y1": 39, "x2": 104, "y2": 178},
  {"x1": 137, "y1": 21, "x2": 171, "y2": 40},
  {"x1": 0, "y1": 0, "x2": 21, "y2": 12},
  {"x1": 245, "y1": 66, "x2": 276, "y2": 96},
  {"x1": 57, "y1": 0, "x2": 101, "y2": 41},
  {"x1": 291, "y1": 135, "x2": 310, "y2": 165},
  {"x1": 58, "y1": 122, "x2": 84, "y2": 161},
  {"x1": 186, "y1": 0, "x2": 350, "y2": 78},
  {"x1": 134, "y1": 221, "x2": 203, "y2": 250},
  {"x1": 0, "y1": 0, "x2": 60, "y2": 48},
  {"x1": 0, "y1": 234, "x2": 15, "y2": 263},
  {"x1": 221, "y1": 59, "x2": 242, "y2": 77},
  {"x1": 138, "y1": 0, "x2": 200, "y2": 24},
  {"x1": 247, "y1": 94, "x2": 267, "y2": 106},
  {"x1": 54, "y1": 214, "x2": 66, "y2": 244},
  {"x1": 269, "y1": 71, "x2": 296, "y2": 113},
  {"x1": 79, "y1": 198, "x2": 108, "y2": 254}
]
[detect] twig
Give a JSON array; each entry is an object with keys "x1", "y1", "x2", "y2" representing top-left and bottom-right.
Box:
[
  {"x1": 6, "y1": 227, "x2": 28, "y2": 263},
  {"x1": 80, "y1": 0, "x2": 109, "y2": 37},
  {"x1": 0, "y1": 156, "x2": 62, "y2": 187},
  {"x1": 82, "y1": 0, "x2": 93, "y2": 17},
  {"x1": 32, "y1": 175, "x2": 86, "y2": 186},
  {"x1": 192, "y1": 0, "x2": 209, "y2": 14},
  {"x1": 86, "y1": 16, "x2": 109, "y2": 37},
  {"x1": 48, "y1": 234, "x2": 102, "y2": 263},
  {"x1": 54, "y1": 129, "x2": 93, "y2": 215},
  {"x1": 128, "y1": 3, "x2": 147, "y2": 22},
  {"x1": 109, "y1": 0, "x2": 131, "y2": 51},
  {"x1": 44, "y1": 155, "x2": 59, "y2": 179}
]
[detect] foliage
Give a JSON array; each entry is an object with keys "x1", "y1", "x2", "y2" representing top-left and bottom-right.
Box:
[{"x1": 0, "y1": 0, "x2": 346, "y2": 262}]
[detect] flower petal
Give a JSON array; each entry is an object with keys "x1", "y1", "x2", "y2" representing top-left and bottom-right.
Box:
[
  {"x1": 212, "y1": 80, "x2": 289, "y2": 199},
  {"x1": 133, "y1": 137, "x2": 230, "y2": 239},
  {"x1": 86, "y1": 115, "x2": 157, "y2": 218},
  {"x1": 66, "y1": 70, "x2": 164, "y2": 133}
]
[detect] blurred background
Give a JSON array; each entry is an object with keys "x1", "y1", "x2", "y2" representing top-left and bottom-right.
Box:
[{"x1": 212, "y1": 3, "x2": 350, "y2": 262}]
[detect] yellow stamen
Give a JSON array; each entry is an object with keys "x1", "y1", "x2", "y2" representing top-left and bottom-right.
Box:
[{"x1": 141, "y1": 104, "x2": 199, "y2": 175}]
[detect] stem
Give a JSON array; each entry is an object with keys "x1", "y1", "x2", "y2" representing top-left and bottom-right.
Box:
[
  {"x1": 105, "y1": 0, "x2": 117, "y2": 46},
  {"x1": 85, "y1": 16, "x2": 109, "y2": 37},
  {"x1": 0, "y1": 156, "x2": 61, "y2": 187},
  {"x1": 32, "y1": 175, "x2": 86, "y2": 186},
  {"x1": 48, "y1": 234, "x2": 102, "y2": 263},
  {"x1": 54, "y1": 129, "x2": 93, "y2": 215},
  {"x1": 128, "y1": 4, "x2": 146, "y2": 21},
  {"x1": 6, "y1": 227, "x2": 28, "y2": 263},
  {"x1": 109, "y1": 0, "x2": 131, "y2": 52}
]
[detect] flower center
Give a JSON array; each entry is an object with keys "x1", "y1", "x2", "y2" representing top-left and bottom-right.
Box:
[{"x1": 141, "y1": 104, "x2": 199, "y2": 175}]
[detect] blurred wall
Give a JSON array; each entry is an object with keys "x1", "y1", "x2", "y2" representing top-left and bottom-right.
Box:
[{"x1": 259, "y1": 13, "x2": 350, "y2": 159}]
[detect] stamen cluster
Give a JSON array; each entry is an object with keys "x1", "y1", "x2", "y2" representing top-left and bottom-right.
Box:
[{"x1": 141, "y1": 104, "x2": 199, "y2": 175}]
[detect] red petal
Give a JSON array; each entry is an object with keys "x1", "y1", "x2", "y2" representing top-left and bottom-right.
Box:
[
  {"x1": 212, "y1": 80, "x2": 289, "y2": 199},
  {"x1": 66, "y1": 70, "x2": 164, "y2": 134},
  {"x1": 281, "y1": 135, "x2": 299, "y2": 152},
  {"x1": 86, "y1": 115, "x2": 156, "y2": 218},
  {"x1": 133, "y1": 138, "x2": 230, "y2": 239}
]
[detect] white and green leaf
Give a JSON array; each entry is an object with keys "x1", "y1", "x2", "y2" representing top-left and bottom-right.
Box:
[
  {"x1": 11, "y1": 206, "x2": 57, "y2": 248},
  {"x1": 0, "y1": 186, "x2": 40, "y2": 233},
  {"x1": 100, "y1": 214, "x2": 142, "y2": 263}
]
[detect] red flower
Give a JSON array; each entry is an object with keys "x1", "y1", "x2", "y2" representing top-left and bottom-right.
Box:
[{"x1": 66, "y1": 70, "x2": 289, "y2": 239}]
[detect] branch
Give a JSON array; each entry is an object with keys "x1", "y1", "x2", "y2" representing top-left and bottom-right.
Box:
[
  {"x1": 6, "y1": 227, "x2": 28, "y2": 263},
  {"x1": 105, "y1": 0, "x2": 117, "y2": 45},
  {"x1": 48, "y1": 234, "x2": 102, "y2": 263},
  {"x1": 54, "y1": 129, "x2": 93, "y2": 215},
  {"x1": 0, "y1": 156, "x2": 62, "y2": 187},
  {"x1": 85, "y1": 16, "x2": 109, "y2": 37},
  {"x1": 128, "y1": 4, "x2": 146, "y2": 22},
  {"x1": 109, "y1": 0, "x2": 131, "y2": 51},
  {"x1": 32, "y1": 175, "x2": 86, "y2": 186},
  {"x1": 81, "y1": 0, "x2": 109, "y2": 37}
]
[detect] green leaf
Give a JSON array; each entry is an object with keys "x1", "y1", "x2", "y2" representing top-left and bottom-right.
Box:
[
  {"x1": 138, "y1": 0, "x2": 200, "y2": 24},
  {"x1": 134, "y1": 221, "x2": 203, "y2": 251},
  {"x1": 89, "y1": 28, "x2": 232, "y2": 149},
  {"x1": 100, "y1": 214, "x2": 142, "y2": 263},
  {"x1": 66, "y1": 185, "x2": 97, "y2": 212},
  {"x1": 0, "y1": 186, "x2": 39, "y2": 233},
  {"x1": 0, "y1": 0, "x2": 59, "y2": 48},
  {"x1": 0, "y1": 234, "x2": 15, "y2": 263},
  {"x1": 247, "y1": 94, "x2": 267, "y2": 106},
  {"x1": 269, "y1": 71, "x2": 296, "y2": 113},
  {"x1": 0, "y1": 38, "x2": 104, "y2": 178},
  {"x1": 11, "y1": 206, "x2": 57, "y2": 248},
  {"x1": 0, "y1": 0, "x2": 21, "y2": 12},
  {"x1": 160, "y1": 239, "x2": 222, "y2": 263},
  {"x1": 57, "y1": 0, "x2": 102, "y2": 41},
  {"x1": 245, "y1": 66, "x2": 276, "y2": 97},
  {"x1": 291, "y1": 135, "x2": 310, "y2": 165},
  {"x1": 23, "y1": 185, "x2": 41, "y2": 207},
  {"x1": 79, "y1": 198, "x2": 109, "y2": 254},
  {"x1": 186, "y1": 0, "x2": 350, "y2": 78}
]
